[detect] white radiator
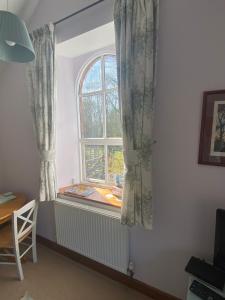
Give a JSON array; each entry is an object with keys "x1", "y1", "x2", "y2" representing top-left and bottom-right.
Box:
[{"x1": 54, "y1": 199, "x2": 129, "y2": 274}]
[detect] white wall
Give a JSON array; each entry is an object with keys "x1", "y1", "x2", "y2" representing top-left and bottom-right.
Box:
[
  {"x1": 0, "y1": 1, "x2": 225, "y2": 298},
  {"x1": 56, "y1": 56, "x2": 79, "y2": 188}
]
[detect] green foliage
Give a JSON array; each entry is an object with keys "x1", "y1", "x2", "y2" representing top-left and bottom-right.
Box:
[{"x1": 108, "y1": 150, "x2": 124, "y2": 176}]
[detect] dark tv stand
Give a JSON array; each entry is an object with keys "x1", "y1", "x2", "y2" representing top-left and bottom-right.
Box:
[{"x1": 187, "y1": 271, "x2": 225, "y2": 299}]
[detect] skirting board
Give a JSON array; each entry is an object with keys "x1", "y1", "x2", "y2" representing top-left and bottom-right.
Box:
[{"x1": 37, "y1": 235, "x2": 181, "y2": 300}]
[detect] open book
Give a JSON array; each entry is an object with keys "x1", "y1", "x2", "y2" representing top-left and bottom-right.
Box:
[{"x1": 64, "y1": 185, "x2": 95, "y2": 197}]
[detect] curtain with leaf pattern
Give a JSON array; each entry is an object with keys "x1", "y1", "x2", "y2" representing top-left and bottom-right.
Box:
[
  {"x1": 27, "y1": 24, "x2": 56, "y2": 202},
  {"x1": 114, "y1": 0, "x2": 159, "y2": 229}
]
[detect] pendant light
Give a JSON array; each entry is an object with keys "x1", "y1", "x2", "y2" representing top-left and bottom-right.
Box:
[{"x1": 0, "y1": 0, "x2": 35, "y2": 63}]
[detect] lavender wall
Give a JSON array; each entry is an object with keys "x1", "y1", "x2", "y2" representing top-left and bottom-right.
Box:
[
  {"x1": 0, "y1": 0, "x2": 225, "y2": 298},
  {"x1": 130, "y1": 1, "x2": 225, "y2": 297},
  {"x1": 0, "y1": 148, "x2": 3, "y2": 190},
  {"x1": 0, "y1": 64, "x2": 56, "y2": 240}
]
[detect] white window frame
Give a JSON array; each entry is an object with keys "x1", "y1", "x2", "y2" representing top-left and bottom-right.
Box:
[{"x1": 77, "y1": 53, "x2": 123, "y2": 185}]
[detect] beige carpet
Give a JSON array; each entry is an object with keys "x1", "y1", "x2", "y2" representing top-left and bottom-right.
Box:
[{"x1": 0, "y1": 244, "x2": 152, "y2": 300}]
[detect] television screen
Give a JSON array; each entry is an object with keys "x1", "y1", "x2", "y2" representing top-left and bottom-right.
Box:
[{"x1": 214, "y1": 209, "x2": 225, "y2": 271}]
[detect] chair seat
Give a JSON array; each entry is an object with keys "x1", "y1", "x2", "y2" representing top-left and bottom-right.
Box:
[
  {"x1": 0, "y1": 223, "x2": 32, "y2": 249},
  {"x1": 0, "y1": 224, "x2": 13, "y2": 248},
  {"x1": 0, "y1": 200, "x2": 37, "y2": 280}
]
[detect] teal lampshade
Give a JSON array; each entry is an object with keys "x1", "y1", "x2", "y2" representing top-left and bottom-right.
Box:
[{"x1": 0, "y1": 10, "x2": 35, "y2": 63}]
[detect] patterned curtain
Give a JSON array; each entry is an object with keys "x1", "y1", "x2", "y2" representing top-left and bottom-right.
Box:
[
  {"x1": 114, "y1": 0, "x2": 159, "y2": 229},
  {"x1": 27, "y1": 24, "x2": 57, "y2": 202}
]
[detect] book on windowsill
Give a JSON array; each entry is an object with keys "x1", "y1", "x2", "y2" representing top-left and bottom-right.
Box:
[{"x1": 64, "y1": 185, "x2": 95, "y2": 198}]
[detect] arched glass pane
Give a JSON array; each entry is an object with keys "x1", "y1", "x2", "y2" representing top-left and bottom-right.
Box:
[
  {"x1": 104, "y1": 55, "x2": 118, "y2": 89},
  {"x1": 80, "y1": 94, "x2": 103, "y2": 138},
  {"x1": 82, "y1": 59, "x2": 102, "y2": 94},
  {"x1": 106, "y1": 90, "x2": 122, "y2": 137}
]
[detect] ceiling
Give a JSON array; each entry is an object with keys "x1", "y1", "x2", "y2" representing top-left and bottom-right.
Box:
[
  {"x1": 0, "y1": 0, "x2": 26, "y2": 14},
  {"x1": 0, "y1": 0, "x2": 40, "y2": 21},
  {"x1": 56, "y1": 22, "x2": 115, "y2": 59}
]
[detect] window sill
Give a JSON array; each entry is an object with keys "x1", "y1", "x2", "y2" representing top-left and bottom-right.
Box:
[
  {"x1": 58, "y1": 183, "x2": 122, "y2": 211},
  {"x1": 55, "y1": 195, "x2": 121, "y2": 218}
]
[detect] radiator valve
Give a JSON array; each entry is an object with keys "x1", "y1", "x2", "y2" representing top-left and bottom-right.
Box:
[{"x1": 127, "y1": 261, "x2": 134, "y2": 277}]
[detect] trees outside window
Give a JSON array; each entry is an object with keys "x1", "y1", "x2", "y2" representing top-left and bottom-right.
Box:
[{"x1": 79, "y1": 54, "x2": 124, "y2": 187}]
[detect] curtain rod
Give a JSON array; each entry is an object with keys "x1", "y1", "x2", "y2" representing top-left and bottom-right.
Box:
[{"x1": 54, "y1": 0, "x2": 105, "y2": 26}]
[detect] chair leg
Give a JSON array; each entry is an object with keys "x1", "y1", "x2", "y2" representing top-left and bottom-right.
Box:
[
  {"x1": 14, "y1": 244, "x2": 24, "y2": 281},
  {"x1": 32, "y1": 231, "x2": 37, "y2": 263}
]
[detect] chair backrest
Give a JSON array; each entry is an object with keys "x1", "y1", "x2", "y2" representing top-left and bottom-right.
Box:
[{"x1": 12, "y1": 200, "x2": 38, "y2": 242}]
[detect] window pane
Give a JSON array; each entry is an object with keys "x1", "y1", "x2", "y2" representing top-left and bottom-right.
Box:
[
  {"x1": 106, "y1": 90, "x2": 122, "y2": 137},
  {"x1": 108, "y1": 146, "x2": 124, "y2": 187},
  {"x1": 81, "y1": 94, "x2": 103, "y2": 138},
  {"x1": 104, "y1": 56, "x2": 118, "y2": 89},
  {"x1": 82, "y1": 59, "x2": 102, "y2": 93},
  {"x1": 85, "y1": 145, "x2": 105, "y2": 181}
]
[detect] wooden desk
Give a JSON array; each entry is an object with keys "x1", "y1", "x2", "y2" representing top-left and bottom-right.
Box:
[{"x1": 0, "y1": 193, "x2": 26, "y2": 225}]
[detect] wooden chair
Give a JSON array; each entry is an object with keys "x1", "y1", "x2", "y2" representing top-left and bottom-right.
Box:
[{"x1": 0, "y1": 200, "x2": 38, "y2": 280}]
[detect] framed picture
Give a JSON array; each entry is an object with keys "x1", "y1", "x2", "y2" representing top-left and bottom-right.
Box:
[{"x1": 199, "y1": 90, "x2": 225, "y2": 166}]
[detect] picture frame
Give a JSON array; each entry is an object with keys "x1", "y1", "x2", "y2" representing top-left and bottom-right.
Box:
[{"x1": 199, "y1": 90, "x2": 225, "y2": 167}]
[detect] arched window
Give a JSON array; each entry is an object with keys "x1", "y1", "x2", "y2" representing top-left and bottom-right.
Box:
[{"x1": 79, "y1": 54, "x2": 124, "y2": 186}]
